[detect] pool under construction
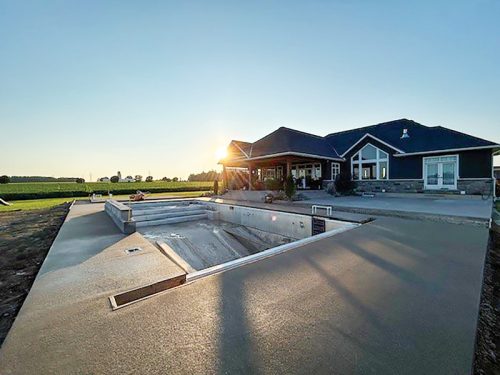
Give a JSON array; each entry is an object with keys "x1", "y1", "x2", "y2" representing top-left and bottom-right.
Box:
[{"x1": 106, "y1": 199, "x2": 359, "y2": 275}]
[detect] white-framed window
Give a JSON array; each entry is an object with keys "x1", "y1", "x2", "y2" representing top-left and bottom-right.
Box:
[
  {"x1": 331, "y1": 162, "x2": 340, "y2": 180},
  {"x1": 276, "y1": 166, "x2": 283, "y2": 179},
  {"x1": 291, "y1": 163, "x2": 322, "y2": 180},
  {"x1": 351, "y1": 143, "x2": 389, "y2": 180}
]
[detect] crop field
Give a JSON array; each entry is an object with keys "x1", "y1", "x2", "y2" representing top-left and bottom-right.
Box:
[{"x1": 0, "y1": 181, "x2": 213, "y2": 201}]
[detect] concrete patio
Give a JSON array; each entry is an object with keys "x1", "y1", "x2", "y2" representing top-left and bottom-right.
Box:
[
  {"x1": 0, "y1": 199, "x2": 490, "y2": 374},
  {"x1": 298, "y1": 191, "x2": 493, "y2": 222}
]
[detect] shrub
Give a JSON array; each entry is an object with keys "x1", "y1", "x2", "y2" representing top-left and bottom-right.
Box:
[
  {"x1": 75, "y1": 178, "x2": 85, "y2": 184},
  {"x1": 284, "y1": 175, "x2": 296, "y2": 200},
  {"x1": 145, "y1": 176, "x2": 153, "y2": 182},
  {"x1": 334, "y1": 171, "x2": 355, "y2": 193},
  {"x1": 326, "y1": 182, "x2": 336, "y2": 195},
  {"x1": 264, "y1": 178, "x2": 283, "y2": 191},
  {"x1": 213, "y1": 180, "x2": 219, "y2": 195},
  {"x1": 0, "y1": 175, "x2": 10, "y2": 184},
  {"x1": 110, "y1": 176, "x2": 119, "y2": 183}
]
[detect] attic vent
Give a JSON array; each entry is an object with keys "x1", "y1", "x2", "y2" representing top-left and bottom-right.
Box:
[{"x1": 401, "y1": 128, "x2": 410, "y2": 139}]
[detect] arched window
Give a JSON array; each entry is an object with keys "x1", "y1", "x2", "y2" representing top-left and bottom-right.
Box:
[{"x1": 351, "y1": 144, "x2": 388, "y2": 180}]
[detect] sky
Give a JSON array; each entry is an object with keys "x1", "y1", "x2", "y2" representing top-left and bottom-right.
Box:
[{"x1": 1, "y1": 0, "x2": 499, "y2": 180}]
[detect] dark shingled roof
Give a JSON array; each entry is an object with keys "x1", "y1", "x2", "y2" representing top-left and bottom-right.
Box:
[
  {"x1": 325, "y1": 119, "x2": 498, "y2": 155},
  {"x1": 226, "y1": 119, "x2": 498, "y2": 162},
  {"x1": 249, "y1": 127, "x2": 341, "y2": 159}
]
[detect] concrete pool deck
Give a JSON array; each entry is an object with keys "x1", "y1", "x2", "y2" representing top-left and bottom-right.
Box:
[
  {"x1": 0, "y1": 200, "x2": 490, "y2": 374},
  {"x1": 296, "y1": 191, "x2": 493, "y2": 223}
]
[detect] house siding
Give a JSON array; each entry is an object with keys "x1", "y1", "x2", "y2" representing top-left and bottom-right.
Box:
[
  {"x1": 458, "y1": 149, "x2": 492, "y2": 178},
  {"x1": 342, "y1": 137, "x2": 494, "y2": 194}
]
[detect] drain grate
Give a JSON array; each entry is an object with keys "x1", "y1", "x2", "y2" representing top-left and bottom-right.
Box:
[{"x1": 124, "y1": 247, "x2": 142, "y2": 255}]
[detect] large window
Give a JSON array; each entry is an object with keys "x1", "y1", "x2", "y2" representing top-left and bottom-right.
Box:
[{"x1": 351, "y1": 144, "x2": 388, "y2": 180}]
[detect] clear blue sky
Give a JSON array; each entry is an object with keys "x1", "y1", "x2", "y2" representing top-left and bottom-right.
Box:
[{"x1": 1, "y1": 0, "x2": 499, "y2": 180}]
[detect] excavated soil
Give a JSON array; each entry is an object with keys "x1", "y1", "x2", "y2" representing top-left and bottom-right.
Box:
[
  {"x1": 474, "y1": 227, "x2": 500, "y2": 374},
  {"x1": 0, "y1": 204, "x2": 69, "y2": 347}
]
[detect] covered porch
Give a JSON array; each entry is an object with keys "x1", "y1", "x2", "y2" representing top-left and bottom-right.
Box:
[{"x1": 221, "y1": 156, "x2": 331, "y2": 191}]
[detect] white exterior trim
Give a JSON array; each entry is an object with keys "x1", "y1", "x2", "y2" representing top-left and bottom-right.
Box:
[
  {"x1": 351, "y1": 143, "x2": 390, "y2": 181},
  {"x1": 331, "y1": 162, "x2": 341, "y2": 180},
  {"x1": 340, "y1": 133, "x2": 405, "y2": 157},
  {"x1": 422, "y1": 154, "x2": 459, "y2": 190},
  {"x1": 458, "y1": 177, "x2": 493, "y2": 181},
  {"x1": 394, "y1": 144, "x2": 499, "y2": 157},
  {"x1": 224, "y1": 151, "x2": 344, "y2": 163}
]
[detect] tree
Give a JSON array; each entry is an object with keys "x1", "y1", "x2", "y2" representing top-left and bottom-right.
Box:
[
  {"x1": 146, "y1": 176, "x2": 153, "y2": 182},
  {"x1": 0, "y1": 175, "x2": 10, "y2": 184},
  {"x1": 284, "y1": 175, "x2": 296, "y2": 200},
  {"x1": 110, "y1": 176, "x2": 119, "y2": 183},
  {"x1": 75, "y1": 178, "x2": 85, "y2": 184},
  {"x1": 188, "y1": 170, "x2": 220, "y2": 182},
  {"x1": 213, "y1": 180, "x2": 219, "y2": 195},
  {"x1": 135, "y1": 175, "x2": 143, "y2": 182},
  {"x1": 161, "y1": 177, "x2": 172, "y2": 182},
  {"x1": 172, "y1": 177, "x2": 179, "y2": 182}
]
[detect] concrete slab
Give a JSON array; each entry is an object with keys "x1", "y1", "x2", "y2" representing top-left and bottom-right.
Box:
[
  {"x1": 0, "y1": 203, "x2": 489, "y2": 374},
  {"x1": 298, "y1": 191, "x2": 492, "y2": 220}
]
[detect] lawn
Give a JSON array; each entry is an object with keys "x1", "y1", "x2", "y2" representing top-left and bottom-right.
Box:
[
  {"x1": 0, "y1": 181, "x2": 213, "y2": 200},
  {"x1": 0, "y1": 191, "x2": 208, "y2": 212}
]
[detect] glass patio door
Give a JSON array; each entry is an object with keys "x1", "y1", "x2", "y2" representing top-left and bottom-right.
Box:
[{"x1": 424, "y1": 156, "x2": 457, "y2": 190}]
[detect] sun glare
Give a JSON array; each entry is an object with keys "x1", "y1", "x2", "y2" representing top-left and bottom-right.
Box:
[{"x1": 215, "y1": 146, "x2": 227, "y2": 161}]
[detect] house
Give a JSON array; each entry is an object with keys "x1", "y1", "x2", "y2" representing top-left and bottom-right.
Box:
[{"x1": 220, "y1": 119, "x2": 500, "y2": 195}]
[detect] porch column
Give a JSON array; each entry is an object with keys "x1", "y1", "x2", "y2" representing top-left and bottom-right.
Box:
[
  {"x1": 286, "y1": 159, "x2": 292, "y2": 178},
  {"x1": 248, "y1": 163, "x2": 252, "y2": 190},
  {"x1": 222, "y1": 165, "x2": 228, "y2": 190}
]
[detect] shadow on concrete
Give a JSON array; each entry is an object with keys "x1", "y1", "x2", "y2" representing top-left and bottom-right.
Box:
[
  {"x1": 217, "y1": 271, "x2": 260, "y2": 375},
  {"x1": 39, "y1": 210, "x2": 124, "y2": 275},
  {"x1": 345, "y1": 240, "x2": 428, "y2": 288},
  {"x1": 304, "y1": 256, "x2": 387, "y2": 333}
]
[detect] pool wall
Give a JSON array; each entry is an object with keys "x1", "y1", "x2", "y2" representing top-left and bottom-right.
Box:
[
  {"x1": 106, "y1": 199, "x2": 352, "y2": 238},
  {"x1": 206, "y1": 202, "x2": 311, "y2": 239}
]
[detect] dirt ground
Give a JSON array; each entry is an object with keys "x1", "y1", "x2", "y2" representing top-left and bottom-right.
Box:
[
  {"x1": 0, "y1": 204, "x2": 69, "y2": 347},
  {"x1": 474, "y1": 227, "x2": 500, "y2": 375}
]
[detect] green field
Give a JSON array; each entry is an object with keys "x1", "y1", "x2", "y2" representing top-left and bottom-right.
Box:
[
  {"x1": 0, "y1": 190, "x2": 209, "y2": 212},
  {"x1": 0, "y1": 181, "x2": 213, "y2": 201}
]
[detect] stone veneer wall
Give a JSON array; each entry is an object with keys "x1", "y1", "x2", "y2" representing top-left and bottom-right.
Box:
[
  {"x1": 354, "y1": 180, "x2": 424, "y2": 193},
  {"x1": 350, "y1": 178, "x2": 494, "y2": 195},
  {"x1": 457, "y1": 179, "x2": 493, "y2": 195}
]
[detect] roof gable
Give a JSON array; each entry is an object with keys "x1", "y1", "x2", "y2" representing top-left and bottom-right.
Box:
[{"x1": 325, "y1": 119, "x2": 498, "y2": 155}]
